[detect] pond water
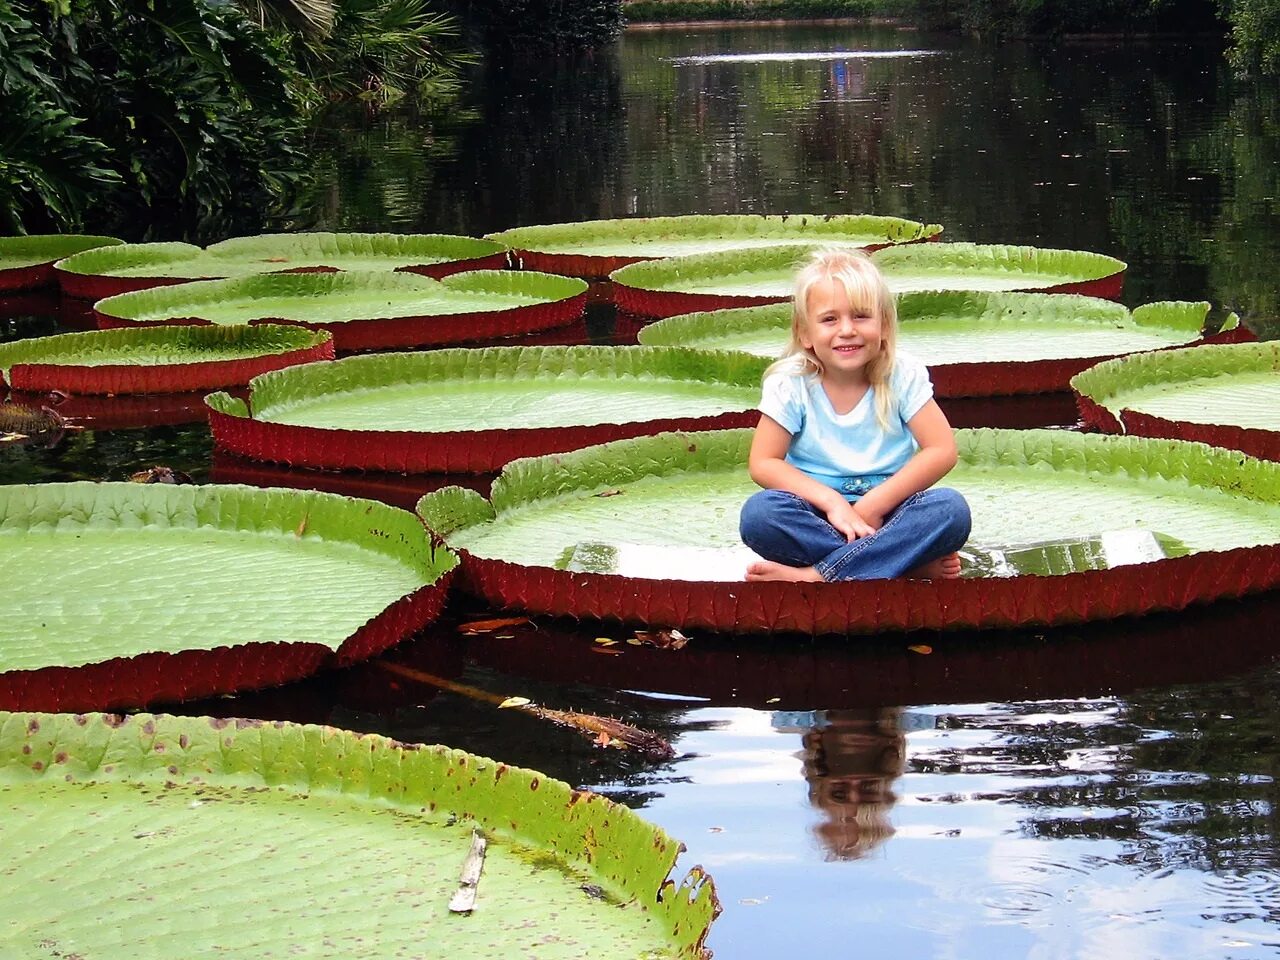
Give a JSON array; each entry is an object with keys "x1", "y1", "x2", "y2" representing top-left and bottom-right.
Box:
[{"x1": 4, "y1": 22, "x2": 1280, "y2": 960}]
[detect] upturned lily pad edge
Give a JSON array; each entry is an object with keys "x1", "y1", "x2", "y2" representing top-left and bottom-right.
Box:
[
  {"x1": 1072, "y1": 339, "x2": 1280, "y2": 460},
  {"x1": 416, "y1": 427, "x2": 1280, "y2": 635},
  {"x1": 0, "y1": 710, "x2": 719, "y2": 958},
  {"x1": 206, "y1": 345, "x2": 765, "y2": 473},
  {"x1": 0, "y1": 482, "x2": 459, "y2": 711}
]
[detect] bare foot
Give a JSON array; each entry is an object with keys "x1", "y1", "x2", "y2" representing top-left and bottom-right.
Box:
[
  {"x1": 745, "y1": 560, "x2": 824, "y2": 582},
  {"x1": 907, "y1": 552, "x2": 962, "y2": 580}
]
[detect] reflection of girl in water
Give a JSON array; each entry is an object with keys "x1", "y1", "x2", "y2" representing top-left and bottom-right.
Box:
[{"x1": 799, "y1": 707, "x2": 905, "y2": 860}]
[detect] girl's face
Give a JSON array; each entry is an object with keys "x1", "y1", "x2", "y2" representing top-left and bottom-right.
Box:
[{"x1": 800, "y1": 277, "x2": 883, "y2": 383}]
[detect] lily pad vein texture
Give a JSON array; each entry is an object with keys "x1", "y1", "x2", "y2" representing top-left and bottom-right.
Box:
[
  {"x1": 93, "y1": 270, "x2": 589, "y2": 351},
  {"x1": 207, "y1": 345, "x2": 767, "y2": 473},
  {"x1": 0, "y1": 325, "x2": 334, "y2": 395},
  {"x1": 1072, "y1": 340, "x2": 1280, "y2": 461},
  {"x1": 417, "y1": 427, "x2": 1280, "y2": 634},
  {"x1": 486, "y1": 214, "x2": 942, "y2": 277},
  {"x1": 54, "y1": 231, "x2": 511, "y2": 300},
  {"x1": 0, "y1": 235, "x2": 122, "y2": 292},
  {"x1": 0, "y1": 711, "x2": 718, "y2": 959},
  {"x1": 0, "y1": 482, "x2": 457, "y2": 711},
  {"x1": 639, "y1": 295, "x2": 1234, "y2": 397},
  {"x1": 610, "y1": 242, "x2": 1128, "y2": 318}
]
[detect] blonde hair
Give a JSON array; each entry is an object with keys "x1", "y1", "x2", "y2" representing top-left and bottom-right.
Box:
[{"x1": 765, "y1": 247, "x2": 899, "y2": 429}]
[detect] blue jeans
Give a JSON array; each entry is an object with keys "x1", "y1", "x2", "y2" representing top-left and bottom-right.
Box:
[{"x1": 739, "y1": 487, "x2": 972, "y2": 581}]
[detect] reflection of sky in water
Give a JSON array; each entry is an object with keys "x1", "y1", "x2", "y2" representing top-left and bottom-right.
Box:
[
  {"x1": 669, "y1": 50, "x2": 946, "y2": 64},
  {"x1": 614, "y1": 697, "x2": 1280, "y2": 959}
]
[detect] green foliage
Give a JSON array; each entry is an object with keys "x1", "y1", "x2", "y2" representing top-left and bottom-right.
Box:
[
  {"x1": 297, "y1": 0, "x2": 474, "y2": 105},
  {"x1": 0, "y1": 0, "x2": 308, "y2": 238},
  {"x1": 1221, "y1": 0, "x2": 1280, "y2": 73},
  {"x1": 458, "y1": 0, "x2": 624, "y2": 53}
]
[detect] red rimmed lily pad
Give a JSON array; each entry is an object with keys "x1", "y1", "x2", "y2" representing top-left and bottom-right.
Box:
[
  {"x1": 0, "y1": 235, "x2": 122, "y2": 292},
  {"x1": 0, "y1": 482, "x2": 456, "y2": 712},
  {"x1": 486, "y1": 214, "x2": 942, "y2": 278},
  {"x1": 206, "y1": 346, "x2": 764, "y2": 474},
  {"x1": 0, "y1": 325, "x2": 333, "y2": 396},
  {"x1": 417, "y1": 428, "x2": 1280, "y2": 635},
  {"x1": 0, "y1": 711, "x2": 718, "y2": 958},
  {"x1": 638, "y1": 295, "x2": 1243, "y2": 396},
  {"x1": 1073, "y1": 340, "x2": 1280, "y2": 461},
  {"x1": 611, "y1": 243, "x2": 1128, "y2": 318},
  {"x1": 93, "y1": 270, "x2": 589, "y2": 351},
  {"x1": 55, "y1": 232, "x2": 510, "y2": 300}
]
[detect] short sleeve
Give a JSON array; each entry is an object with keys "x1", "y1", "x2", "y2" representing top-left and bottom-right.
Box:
[
  {"x1": 758, "y1": 372, "x2": 803, "y2": 434},
  {"x1": 893, "y1": 352, "x2": 934, "y2": 422}
]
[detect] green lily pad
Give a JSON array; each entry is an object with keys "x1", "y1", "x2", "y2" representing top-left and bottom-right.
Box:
[
  {"x1": 0, "y1": 483, "x2": 455, "y2": 709},
  {"x1": 55, "y1": 232, "x2": 510, "y2": 299},
  {"x1": 0, "y1": 711, "x2": 717, "y2": 959},
  {"x1": 637, "y1": 295, "x2": 1217, "y2": 396},
  {"x1": 206, "y1": 346, "x2": 764, "y2": 473},
  {"x1": 486, "y1": 214, "x2": 942, "y2": 277},
  {"x1": 1072, "y1": 341, "x2": 1280, "y2": 460},
  {"x1": 611, "y1": 243, "x2": 1128, "y2": 317},
  {"x1": 0, "y1": 235, "x2": 122, "y2": 292},
  {"x1": 0, "y1": 325, "x2": 333, "y2": 395},
  {"x1": 418, "y1": 428, "x2": 1280, "y2": 633},
  {"x1": 94, "y1": 271, "x2": 588, "y2": 351}
]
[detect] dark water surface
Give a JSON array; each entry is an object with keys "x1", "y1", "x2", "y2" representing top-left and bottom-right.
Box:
[{"x1": 5, "y1": 23, "x2": 1280, "y2": 960}]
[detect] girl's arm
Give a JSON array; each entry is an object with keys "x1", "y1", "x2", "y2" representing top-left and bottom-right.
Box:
[
  {"x1": 748, "y1": 414, "x2": 875, "y2": 540},
  {"x1": 852, "y1": 399, "x2": 958, "y2": 530}
]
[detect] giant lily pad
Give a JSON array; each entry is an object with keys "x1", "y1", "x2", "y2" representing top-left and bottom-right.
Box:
[
  {"x1": 0, "y1": 235, "x2": 122, "y2": 292},
  {"x1": 0, "y1": 711, "x2": 718, "y2": 958},
  {"x1": 0, "y1": 325, "x2": 333, "y2": 395},
  {"x1": 486, "y1": 214, "x2": 942, "y2": 278},
  {"x1": 55, "y1": 232, "x2": 510, "y2": 300},
  {"x1": 611, "y1": 243, "x2": 1128, "y2": 318},
  {"x1": 93, "y1": 270, "x2": 588, "y2": 351},
  {"x1": 638, "y1": 295, "x2": 1242, "y2": 396},
  {"x1": 207, "y1": 346, "x2": 764, "y2": 473},
  {"x1": 1073, "y1": 341, "x2": 1280, "y2": 461},
  {"x1": 417, "y1": 428, "x2": 1280, "y2": 634},
  {"x1": 0, "y1": 483, "x2": 455, "y2": 712}
]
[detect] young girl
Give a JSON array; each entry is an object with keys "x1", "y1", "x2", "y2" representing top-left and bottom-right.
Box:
[{"x1": 740, "y1": 247, "x2": 971, "y2": 582}]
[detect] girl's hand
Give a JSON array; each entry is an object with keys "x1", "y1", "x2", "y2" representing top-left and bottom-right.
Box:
[{"x1": 827, "y1": 499, "x2": 877, "y2": 541}]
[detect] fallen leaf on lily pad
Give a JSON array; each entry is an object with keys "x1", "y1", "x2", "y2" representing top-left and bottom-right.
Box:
[
  {"x1": 590, "y1": 647, "x2": 622, "y2": 656},
  {"x1": 498, "y1": 697, "x2": 532, "y2": 709},
  {"x1": 593, "y1": 637, "x2": 617, "y2": 646},
  {"x1": 908, "y1": 644, "x2": 933, "y2": 655},
  {"x1": 593, "y1": 488, "x2": 624, "y2": 498}
]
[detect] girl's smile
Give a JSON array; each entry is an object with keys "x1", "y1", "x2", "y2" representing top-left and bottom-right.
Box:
[{"x1": 800, "y1": 277, "x2": 884, "y2": 382}]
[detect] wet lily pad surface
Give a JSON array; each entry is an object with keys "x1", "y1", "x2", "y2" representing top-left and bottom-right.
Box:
[
  {"x1": 639, "y1": 295, "x2": 1214, "y2": 363},
  {"x1": 1074, "y1": 341, "x2": 1280, "y2": 429},
  {"x1": 419, "y1": 428, "x2": 1280, "y2": 633},
  {"x1": 94, "y1": 271, "x2": 588, "y2": 350},
  {"x1": 0, "y1": 235, "x2": 123, "y2": 292},
  {"x1": 56, "y1": 232, "x2": 507, "y2": 289},
  {"x1": 207, "y1": 346, "x2": 763, "y2": 472},
  {"x1": 0, "y1": 483, "x2": 452, "y2": 688},
  {"x1": 0, "y1": 712, "x2": 717, "y2": 959},
  {"x1": 1072, "y1": 341, "x2": 1280, "y2": 459},
  {"x1": 611, "y1": 243, "x2": 1127, "y2": 316},
  {"x1": 487, "y1": 214, "x2": 941, "y2": 275},
  {"x1": 0, "y1": 325, "x2": 333, "y2": 395}
]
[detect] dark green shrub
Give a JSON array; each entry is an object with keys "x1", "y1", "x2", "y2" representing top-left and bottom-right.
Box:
[{"x1": 457, "y1": 0, "x2": 624, "y2": 54}]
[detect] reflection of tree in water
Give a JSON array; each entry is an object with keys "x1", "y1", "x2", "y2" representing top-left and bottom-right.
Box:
[
  {"x1": 421, "y1": 52, "x2": 628, "y2": 234},
  {"x1": 0, "y1": 423, "x2": 213, "y2": 486},
  {"x1": 909, "y1": 664, "x2": 1280, "y2": 874},
  {"x1": 791, "y1": 707, "x2": 904, "y2": 860}
]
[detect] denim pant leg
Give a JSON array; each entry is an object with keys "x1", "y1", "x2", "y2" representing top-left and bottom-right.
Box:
[
  {"x1": 817, "y1": 487, "x2": 972, "y2": 582},
  {"x1": 740, "y1": 489, "x2": 848, "y2": 568}
]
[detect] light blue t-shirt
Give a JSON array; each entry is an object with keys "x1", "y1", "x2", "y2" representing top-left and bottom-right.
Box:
[{"x1": 758, "y1": 350, "x2": 934, "y2": 500}]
